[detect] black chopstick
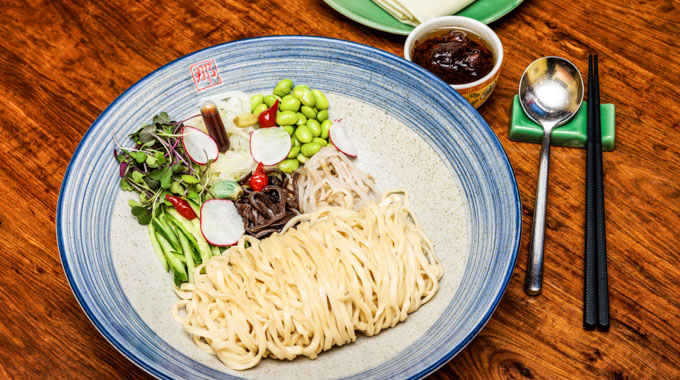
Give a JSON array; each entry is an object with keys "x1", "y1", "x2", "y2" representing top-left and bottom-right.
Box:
[
  {"x1": 584, "y1": 55, "x2": 598, "y2": 331},
  {"x1": 583, "y1": 55, "x2": 610, "y2": 331},
  {"x1": 592, "y1": 56, "x2": 610, "y2": 331}
]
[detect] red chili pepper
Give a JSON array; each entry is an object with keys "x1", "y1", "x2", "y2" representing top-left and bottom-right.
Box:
[
  {"x1": 249, "y1": 162, "x2": 268, "y2": 192},
  {"x1": 257, "y1": 100, "x2": 278, "y2": 128},
  {"x1": 165, "y1": 195, "x2": 197, "y2": 220}
]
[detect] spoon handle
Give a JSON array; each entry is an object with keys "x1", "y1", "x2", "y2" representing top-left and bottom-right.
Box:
[{"x1": 525, "y1": 129, "x2": 552, "y2": 295}]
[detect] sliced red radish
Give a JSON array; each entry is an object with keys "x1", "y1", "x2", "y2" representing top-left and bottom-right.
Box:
[
  {"x1": 249, "y1": 127, "x2": 291, "y2": 166},
  {"x1": 329, "y1": 122, "x2": 357, "y2": 157},
  {"x1": 181, "y1": 126, "x2": 219, "y2": 164},
  {"x1": 200, "y1": 199, "x2": 245, "y2": 246}
]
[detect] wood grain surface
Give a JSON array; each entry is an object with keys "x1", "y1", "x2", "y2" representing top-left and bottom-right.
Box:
[{"x1": 1, "y1": 0, "x2": 678, "y2": 378}]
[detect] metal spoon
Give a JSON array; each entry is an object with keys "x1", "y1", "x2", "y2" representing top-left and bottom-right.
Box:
[{"x1": 519, "y1": 56, "x2": 584, "y2": 296}]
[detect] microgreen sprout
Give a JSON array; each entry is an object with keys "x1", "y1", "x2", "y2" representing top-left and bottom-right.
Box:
[{"x1": 114, "y1": 112, "x2": 211, "y2": 224}]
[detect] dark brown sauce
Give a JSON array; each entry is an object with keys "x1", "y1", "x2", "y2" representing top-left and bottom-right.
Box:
[{"x1": 412, "y1": 28, "x2": 494, "y2": 85}]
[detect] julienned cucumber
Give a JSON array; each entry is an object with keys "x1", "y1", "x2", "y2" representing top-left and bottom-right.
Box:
[{"x1": 146, "y1": 205, "x2": 215, "y2": 285}]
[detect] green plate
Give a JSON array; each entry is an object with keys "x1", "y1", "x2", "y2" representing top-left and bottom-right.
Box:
[{"x1": 324, "y1": 0, "x2": 524, "y2": 35}]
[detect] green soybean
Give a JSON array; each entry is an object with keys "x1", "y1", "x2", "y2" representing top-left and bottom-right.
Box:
[
  {"x1": 287, "y1": 145, "x2": 300, "y2": 158},
  {"x1": 307, "y1": 119, "x2": 321, "y2": 137},
  {"x1": 300, "y1": 105, "x2": 317, "y2": 120},
  {"x1": 299, "y1": 91, "x2": 316, "y2": 107},
  {"x1": 320, "y1": 120, "x2": 332, "y2": 139},
  {"x1": 293, "y1": 84, "x2": 310, "y2": 91},
  {"x1": 252, "y1": 103, "x2": 268, "y2": 116},
  {"x1": 282, "y1": 94, "x2": 295, "y2": 101},
  {"x1": 294, "y1": 124, "x2": 313, "y2": 143},
  {"x1": 301, "y1": 142, "x2": 321, "y2": 157},
  {"x1": 292, "y1": 86, "x2": 308, "y2": 100},
  {"x1": 264, "y1": 94, "x2": 281, "y2": 108},
  {"x1": 312, "y1": 90, "x2": 329, "y2": 110},
  {"x1": 280, "y1": 97, "x2": 301, "y2": 112},
  {"x1": 250, "y1": 95, "x2": 264, "y2": 112},
  {"x1": 277, "y1": 158, "x2": 299, "y2": 173},
  {"x1": 317, "y1": 109, "x2": 329, "y2": 122},
  {"x1": 276, "y1": 110, "x2": 297, "y2": 126},
  {"x1": 296, "y1": 112, "x2": 307, "y2": 126},
  {"x1": 273, "y1": 85, "x2": 291, "y2": 98},
  {"x1": 283, "y1": 125, "x2": 295, "y2": 135},
  {"x1": 292, "y1": 135, "x2": 301, "y2": 147},
  {"x1": 278, "y1": 79, "x2": 294, "y2": 89},
  {"x1": 296, "y1": 153, "x2": 309, "y2": 164},
  {"x1": 312, "y1": 137, "x2": 328, "y2": 146}
]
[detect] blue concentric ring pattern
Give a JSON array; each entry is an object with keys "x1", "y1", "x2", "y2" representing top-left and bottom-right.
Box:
[{"x1": 57, "y1": 36, "x2": 521, "y2": 379}]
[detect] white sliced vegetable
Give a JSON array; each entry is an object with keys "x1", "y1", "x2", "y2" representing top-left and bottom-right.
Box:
[
  {"x1": 329, "y1": 122, "x2": 358, "y2": 157},
  {"x1": 181, "y1": 126, "x2": 219, "y2": 165},
  {"x1": 249, "y1": 127, "x2": 292, "y2": 166},
  {"x1": 200, "y1": 199, "x2": 245, "y2": 246}
]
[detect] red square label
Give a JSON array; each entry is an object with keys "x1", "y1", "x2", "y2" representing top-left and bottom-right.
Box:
[{"x1": 190, "y1": 59, "x2": 222, "y2": 91}]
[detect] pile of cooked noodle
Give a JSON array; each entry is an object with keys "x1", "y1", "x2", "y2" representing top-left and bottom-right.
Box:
[
  {"x1": 173, "y1": 190, "x2": 442, "y2": 370},
  {"x1": 172, "y1": 147, "x2": 442, "y2": 370},
  {"x1": 296, "y1": 146, "x2": 380, "y2": 212}
]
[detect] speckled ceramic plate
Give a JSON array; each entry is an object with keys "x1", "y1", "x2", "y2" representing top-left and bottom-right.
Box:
[{"x1": 58, "y1": 36, "x2": 521, "y2": 379}]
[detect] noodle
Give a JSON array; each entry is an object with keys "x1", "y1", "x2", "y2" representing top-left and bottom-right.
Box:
[
  {"x1": 296, "y1": 146, "x2": 381, "y2": 212},
  {"x1": 172, "y1": 190, "x2": 442, "y2": 370}
]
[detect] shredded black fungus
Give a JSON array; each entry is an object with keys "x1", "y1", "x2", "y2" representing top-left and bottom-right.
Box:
[{"x1": 235, "y1": 170, "x2": 301, "y2": 239}]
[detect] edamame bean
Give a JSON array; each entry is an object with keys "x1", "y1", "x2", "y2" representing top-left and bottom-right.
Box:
[
  {"x1": 292, "y1": 135, "x2": 301, "y2": 146},
  {"x1": 264, "y1": 94, "x2": 281, "y2": 108},
  {"x1": 252, "y1": 103, "x2": 268, "y2": 116},
  {"x1": 312, "y1": 137, "x2": 328, "y2": 146},
  {"x1": 293, "y1": 84, "x2": 310, "y2": 91},
  {"x1": 296, "y1": 153, "x2": 309, "y2": 164},
  {"x1": 300, "y1": 105, "x2": 317, "y2": 120},
  {"x1": 282, "y1": 94, "x2": 295, "y2": 101},
  {"x1": 280, "y1": 97, "x2": 301, "y2": 112},
  {"x1": 296, "y1": 112, "x2": 307, "y2": 126},
  {"x1": 287, "y1": 145, "x2": 300, "y2": 158},
  {"x1": 278, "y1": 79, "x2": 294, "y2": 88},
  {"x1": 294, "y1": 124, "x2": 313, "y2": 143},
  {"x1": 250, "y1": 95, "x2": 264, "y2": 112},
  {"x1": 292, "y1": 86, "x2": 309, "y2": 100},
  {"x1": 320, "y1": 119, "x2": 332, "y2": 139},
  {"x1": 316, "y1": 109, "x2": 329, "y2": 122},
  {"x1": 299, "y1": 91, "x2": 316, "y2": 107},
  {"x1": 273, "y1": 84, "x2": 291, "y2": 98},
  {"x1": 312, "y1": 90, "x2": 329, "y2": 110},
  {"x1": 283, "y1": 125, "x2": 295, "y2": 135},
  {"x1": 307, "y1": 119, "x2": 321, "y2": 137},
  {"x1": 301, "y1": 142, "x2": 321, "y2": 157},
  {"x1": 277, "y1": 158, "x2": 299, "y2": 173},
  {"x1": 276, "y1": 110, "x2": 298, "y2": 126}
]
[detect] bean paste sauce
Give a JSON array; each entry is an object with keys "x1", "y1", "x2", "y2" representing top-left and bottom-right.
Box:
[{"x1": 412, "y1": 29, "x2": 494, "y2": 85}]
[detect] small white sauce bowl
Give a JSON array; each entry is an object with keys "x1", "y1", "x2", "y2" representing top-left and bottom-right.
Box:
[{"x1": 404, "y1": 16, "x2": 504, "y2": 108}]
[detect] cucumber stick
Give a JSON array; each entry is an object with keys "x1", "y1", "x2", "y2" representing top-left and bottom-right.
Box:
[
  {"x1": 155, "y1": 232, "x2": 187, "y2": 284},
  {"x1": 165, "y1": 210, "x2": 202, "y2": 264},
  {"x1": 147, "y1": 223, "x2": 168, "y2": 271},
  {"x1": 176, "y1": 228, "x2": 195, "y2": 284}
]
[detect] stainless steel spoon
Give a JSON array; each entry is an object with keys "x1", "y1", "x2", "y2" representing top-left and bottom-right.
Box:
[{"x1": 519, "y1": 56, "x2": 584, "y2": 296}]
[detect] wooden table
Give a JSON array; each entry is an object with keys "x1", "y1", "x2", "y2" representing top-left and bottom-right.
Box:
[{"x1": 2, "y1": 0, "x2": 678, "y2": 378}]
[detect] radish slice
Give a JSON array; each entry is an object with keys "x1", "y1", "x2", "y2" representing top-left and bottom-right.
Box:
[
  {"x1": 249, "y1": 127, "x2": 291, "y2": 166},
  {"x1": 200, "y1": 199, "x2": 245, "y2": 246},
  {"x1": 329, "y1": 122, "x2": 358, "y2": 157},
  {"x1": 181, "y1": 126, "x2": 219, "y2": 164}
]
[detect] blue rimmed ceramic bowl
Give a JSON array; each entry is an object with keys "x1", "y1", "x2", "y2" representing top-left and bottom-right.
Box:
[{"x1": 58, "y1": 36, "x2": 520, "y2": 379}]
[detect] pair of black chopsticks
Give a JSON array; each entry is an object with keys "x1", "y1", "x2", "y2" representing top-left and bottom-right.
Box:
[{"x1": 584, "y1": 55, "x2": 609, "y2": 331}]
